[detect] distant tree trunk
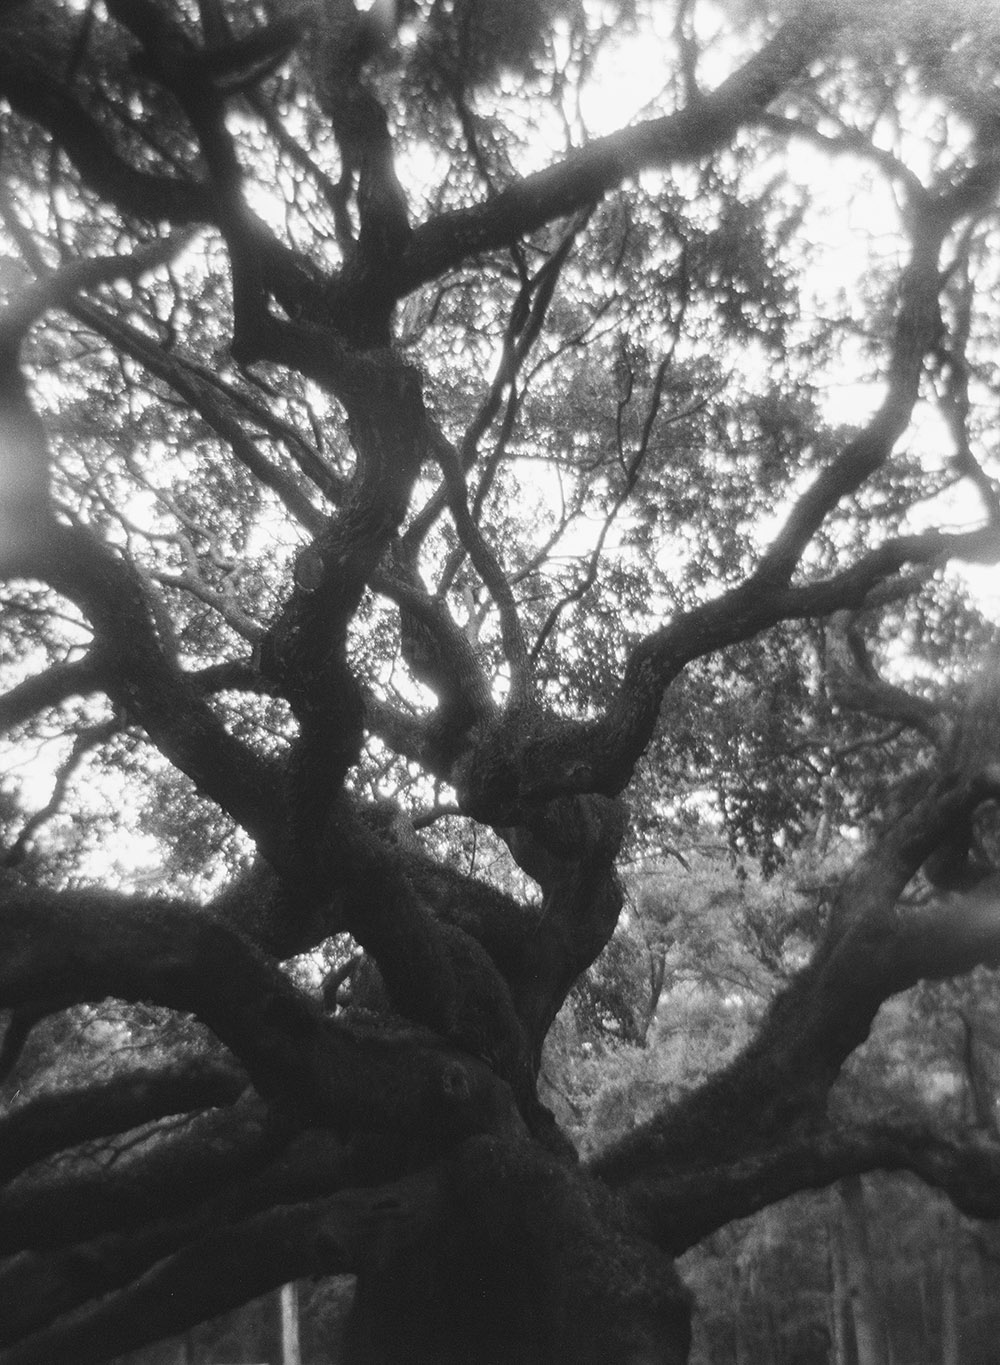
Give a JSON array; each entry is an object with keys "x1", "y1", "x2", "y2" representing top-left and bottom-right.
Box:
[
  {"x1": 732, "y1": 1263, "x2": 753, "y2": 1365},
  {"x1": 764, "y1": 1302, "x2": 781, "y2": 1365},
  {"x1": 169, "y1": 1336, "x2": 193, "y2": 1365},
  {"x1": 639, "y1": 947, "x2": 667, "y2": 1043},
  {"x1": 838, "y1": 1175, "x2": 894, "y2": 1365},
  {"x1": 939, "y1": 1203, "x2": 961, "y2": 1365},
  {"x1": 281, "y1": 1282, "x2": 302, "y2": 1365},
  {"x1": 828, "y1": 1199, "x2": 855, "y2": 1365}
]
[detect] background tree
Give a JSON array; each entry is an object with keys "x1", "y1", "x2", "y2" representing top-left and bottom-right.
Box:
[{"x1": 3, "y1": 0, "x2": 1000, "y2": 1361}]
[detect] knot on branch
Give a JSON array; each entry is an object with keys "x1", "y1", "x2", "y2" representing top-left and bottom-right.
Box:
[
  {"x1": 825, "y1": 611, "x2": 946, "y2": 744},
  {"x1": 922, "y1": 655, "x2": 1000, "y2": 891}
]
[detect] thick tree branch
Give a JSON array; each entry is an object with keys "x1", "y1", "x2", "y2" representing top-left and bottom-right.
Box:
[
  {"x1": 0, "y1": 230, "x2": 199, "y2": 342},
  {"x1": 590, "y1": 771, "x2": 1000, "y2": 1190},
  {"x1": 0, "y1": 883, "x2": 524, "y2": 1144},
  {"x1": 373, "y1": 547, "x2": 496, "y2": 737},
  {"x1": 0, "y1": 1057, "x2": 246, "y2": 1184},
  {"x1": 0, "y1": 1092, "x2": 284, "y2": 1257},
  {"x1": 624, "y1": 1121, "x2": 1000, "y2": 1255},
  {"x1": 454, "y1": 518, "x2": 1000, "y2": 824},
  {"x1": 395, "y1": 8, "x2": 844, "y2": 293},
  {"x1": 316, "y1": 806, "x2": 538, "y2": 1111},
  {"x1": 825, "y1": 610, "x2": 949, "y2": 744},
  {"x1": 18, "y1": 522, "x2": 287, "y2": 862},
  {"x1": 501, "y1": 796, "x2": 627, "y2": 1052},
  {"x1": 0, "y1": 658, "x2": 106, "y2": 735},
  {"x1": 0, "y1": 1120, "x2": 345, "y2": 1332},
  {"x1": 0, "y1": 1168, "x2": 445, "y2": 1365},
  {"x1": 0, "y1": 14, "x2": 212, "y2": 226},
  {"x1": 104, "y1": 0, "x2": 272, "y2": 342}
]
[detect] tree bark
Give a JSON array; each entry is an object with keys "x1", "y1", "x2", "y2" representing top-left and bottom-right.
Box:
[
  {"x1": 280, "y1": 1282, "x2": 302, "y2": 1365},
  {"x1": 838, "y1": 1175, "x2": 893, "y2": 1365},
  {"x1": 939, "y1": 1202, "x2": 961, "y2": 1365},
  {"x1": 828, "y1": 1196, "x2": 856, "y2": 1365},
  {"x1": 340, "y1": 1136, "x2": 691, "y2": 1365}
]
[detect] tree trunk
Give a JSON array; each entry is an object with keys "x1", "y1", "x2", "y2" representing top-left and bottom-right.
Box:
[
  {"x1": 341, "y1": 1136, "x2": 691, "y2": 1365},
  {"x1": 939, "y1": 1202, "x2": 961, "y2": 1365},
  {"x1": 732, "y1": 1261, "x2": 753, "y2": 1365},
  {"x1": 828, "y1": 1198, "x2": 855, "y2": 1365},
  {"x1": 281, "y1": 1282, "x2": 302, "y2": 1365},
  {"x1": 838, "y1": 1175, "x2": 893, "y2": 1365}
]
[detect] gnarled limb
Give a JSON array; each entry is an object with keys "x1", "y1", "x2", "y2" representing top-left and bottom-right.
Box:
[
  {"x1": 0, "y1": 1057, "x2": 246, "y2": 1185},
  {"x1": 396, "y1": 6, "x2": 845, "y2": 294},
  {"x1": 591, "y1": 771, "x2": 1000, "y2": 1191},
  {"x1": 622, "y1": 1120, "x2": 1000, "y2": 1255},
  {"x1": 0, "y1": 5, "x2": 212, "y2": 226},
  {"x1": 0, "y1": 659, "x2": 107, "y2": 736},
  {"x1": 0, "y1": 1168, "x2": 445, "y2": 1365},
  {"x1": 0, "y1": 882, "x2": 524, "y2": 1143},
  {"x1": 21, "y1": 521, "x2": 286, "y2": 862}
]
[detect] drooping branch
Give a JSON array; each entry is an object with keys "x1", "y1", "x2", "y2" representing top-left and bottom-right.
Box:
[
  {"x1": 0, "y1": 882, "x2": 525, "y2": 1145},
  {"x1": 0, "y1": 1057, "x2": 247, "y2": 1184},
  {"x1": 0, "y1": 1169, "x2": 446, "y2": 1365},
  {"x1": 0, "y1": 658, "x2": 106, "y2": 735},
  {"x1": 623, "y1": 1120, "x2": 1000, "y2": 1256},
  {"x1": 825, "y1": 610, "x2": 949, "y2": 744},
  {"x1": 761, "y1": 112, "x2": 928, "y2": 201},
  {"x1": 0, "y1": 1092, "x2": 283, "y2": 1257},
  {"x1": 590, "y1": 770, "x2": 1000, "y2": 1192}
]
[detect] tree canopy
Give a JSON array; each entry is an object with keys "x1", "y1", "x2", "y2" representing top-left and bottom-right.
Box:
[{"x1": 2, "y1": 0, "x2": 1000, "y2": 1361}]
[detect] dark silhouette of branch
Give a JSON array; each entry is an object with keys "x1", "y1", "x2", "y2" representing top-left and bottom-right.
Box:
[
  {"x1": 0, "y1": 1168, "x2": 445, "y2": 1365},
  {"x1": 825, "y1": 610, "x2": 948, "y2": 745},
  {"x1": 2, "y1": 717, "x2": 120, "y2": 868},
  {"x1": 0, "y1": 657, "x2": 106, "y2": 735},
  {"x1": 621, "y1": 1120, "x2": 1000, "y2": 1255},
  {"x1": 591, "y1": 772, "x2": 1000, "y2": 1198},
  {"x1": 0, "y1": 1056, "x2": 247, "y2": 1184},
  {"x1": 396, "y1": 7, "x2": 845, "y2": 293},
  {"x1": 0, "y1": 228, "x2": 199, "y2": 342},
  {"x1": 0, "y1": 882, "x2": 519, "y2": 1140}
]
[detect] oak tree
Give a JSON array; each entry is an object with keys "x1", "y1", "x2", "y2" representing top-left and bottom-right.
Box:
[{"x1": 3, "y1": 1, "x2": 1000, "y2": 1361}]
